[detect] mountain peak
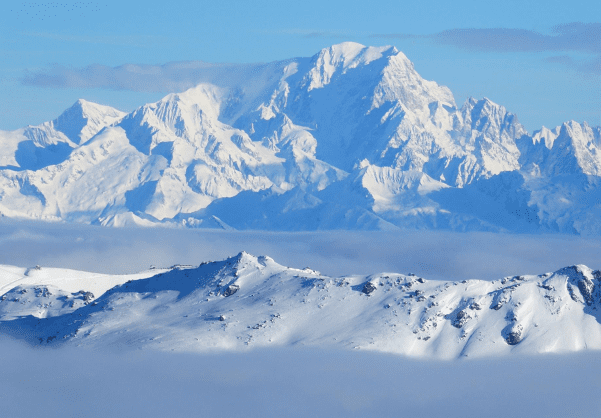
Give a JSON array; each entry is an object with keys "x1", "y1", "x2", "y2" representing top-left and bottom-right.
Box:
[
  {"x1": 327, "y1": 41, "x2": 366, "y2": 52},
  {"x1": 228, "y1": 251, "x2": 260, "y2": 266},
  {"x1": 53, "y1": 99, "x2": 126, "y2": 144},
  {"x1": 316, "y1": 42, "x2": 399, "y2": 66},
  {"x1": 64, "y1": 99, "x2": 123, "y2": 118},
  {"x1": 74, "y1": 98, "x2": 93, "y2": 108},
  {"x1": 233, "y1": 250, "x2": 252, "y2": 260},
  {"x1": 304, "y1": 43, "x2": 399, "y2": 91}
]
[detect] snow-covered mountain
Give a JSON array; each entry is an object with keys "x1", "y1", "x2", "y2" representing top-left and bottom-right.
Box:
[
  {"x1": 0, "y1": 99, "x2": 125, "y2": 171},
  {"x1": 0, "y1": 42, "x2": 600, "y2": 233},
  {"x1": 2, "y1": 252, "x2": 601, "y2": 359}
]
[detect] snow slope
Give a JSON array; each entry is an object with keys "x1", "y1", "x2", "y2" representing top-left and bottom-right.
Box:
[
  {"x1": 0, "y1": 264, "x2": 167, "y2": 320},
  {"x1": 0, "y1": 100, "x2": 125, "y2": 170},
  {"x1": 2, "y1": 252, "x2": 601, "y2": 359},
  {"x1": 0, "y1": 42, "x2": 600, "y2": 233}
]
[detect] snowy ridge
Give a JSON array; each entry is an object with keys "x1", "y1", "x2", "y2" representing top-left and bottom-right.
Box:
[
  {"x1": 0, "y1": 43, "x2": 600, "y2": 233},
  {"x1": 0, "y1": 100, "x2": 125, "y2": 171},
  {"x1": 2, "y1": 252, "x2": 601, "y2": 359}
]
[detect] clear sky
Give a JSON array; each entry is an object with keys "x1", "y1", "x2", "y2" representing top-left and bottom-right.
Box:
[{"x1": 0, "y1": 0, "x2": 599, "y2": 132}]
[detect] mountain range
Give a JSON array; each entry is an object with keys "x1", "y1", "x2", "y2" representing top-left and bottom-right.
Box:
[
  {"x1": 1, "y1": 42, "x2": 600, "y2": 233},
  {"x1": 2, "y1": 252, "x2": 601, "y2": 359}
]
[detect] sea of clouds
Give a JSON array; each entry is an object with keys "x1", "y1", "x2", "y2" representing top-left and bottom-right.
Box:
[
  {"x1": 0, "y1": 220, "x2": 600, "y2": 281},
  {"x1": 1, "y1": 338, "x2": 601, "y2": 418}
]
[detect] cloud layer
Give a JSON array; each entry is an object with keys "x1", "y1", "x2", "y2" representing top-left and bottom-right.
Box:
[
  {"x1": 373, "y1": 22, "x2": 601, "y2": 73},
  {"x1": 21, "y1": 60, "x2": 286, "y2": 92},
  {"x1": 3, "y1": 340, "x2": 601, "y2": 418},
  {"x1": 434, "y1": 23, "x2": 601, "y2": 54},
  {"x1": 1, "y1": 220, "x2": 600, "y2": 282},
  {"x1": 374, "y1": 22, "x2": 601, "y2": 53},
  {"x1": 19, "y1": 22, "x2": 601, "y2": 93}
]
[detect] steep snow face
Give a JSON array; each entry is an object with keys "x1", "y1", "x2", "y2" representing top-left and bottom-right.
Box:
[
  {"x1": 455, "y1": 98, "x2": 525, "y2": 181},
  {"x1": 510, "y1": 122, "x2": 601, "y2": 235},
  {"x1": 370, "y1": 47, "x2": 455, "y2": 112},
  {"x1": 533, "y1": 126, "x2": 561, "y2": 149},
  {"x1": 303, "y1": 42, "x2": 397, "y2": 91},
  {"x1": 245, "y1": 44, "x2": 459, "y2": 174},
  {"x1": 240, "y1": 43, "x2": 526, "y2": 189},
  {"x1": 115, "y1": 85, "x2": 279, "y2": 219},
  {"x1": 118, "y1": 84, "x2": 227, "y2": 154},
  {"x1": 0, "y1": 126, "x2": 151, "y2": 221},
  {"x1": 358, "y1": 163, "x2": 448, "y2": 214},
  {"x1": 113, "y1": 84, "x2": 343, "y2": 220},
  {"x1": 0, "y1": 100, "x2": 125, "y2": 170},
  {"x1": 25, "y1": 99, "x2": 126, "y2": 148},
  {"x1": 520, "y1": 121, "x2": 601, "y2": 177},
  {"x1": 381, "y1": 96, "x2": 525, "y2": 188},
  {"x1": 2, "y1": 253, "x2": 601, "y2": 359},
  {"x1": 52, "y1": 99, "x2": 127, "y2": 145}
]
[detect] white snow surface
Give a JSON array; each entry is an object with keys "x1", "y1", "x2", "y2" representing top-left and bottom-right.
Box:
[
  {"x1": 0, "y1": 42, "x2": 600, "y2": 233},
  {"x1": 2, "y1": 251, "x2": 601, "y2": 359}
]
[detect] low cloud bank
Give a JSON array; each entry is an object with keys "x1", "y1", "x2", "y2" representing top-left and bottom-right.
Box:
[
  {"x1": 373, "y1": 22, "x2": 601, "y2": 74},
  {"x1": 434, "y1": 23, "x2": 601, "y2": 54},
  {"x1": 20, "y1": 24, "x2": 601, "y2": 94},
  {"x1": 374, "y1": 22, "x2": 601, "y2": 54},
  {"x1": 1, "y1": 338, "x2": 601, "y2": 418},
  {"x1": 0, "y1": 220, "x2": 599, "y2": 281},
  {"x1": 20, "y1": 60, "x2": 286, "y2": 92}
]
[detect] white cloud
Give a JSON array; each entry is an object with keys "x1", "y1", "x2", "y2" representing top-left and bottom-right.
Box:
[
  {"x1": 1, "y1": 221, "x2": 599, "y2": 281},
  {"x1": 20, "y1": 60, "x2": 283, "y2": 92},
  {"x1": 372, "y1": 22, "x2": 601, "y2": 73}
]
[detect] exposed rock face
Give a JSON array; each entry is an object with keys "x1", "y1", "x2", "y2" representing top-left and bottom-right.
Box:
[
  {"x1": 504, "y1": 324, "x2": 524, "y2": 346},
  {"x1": 223, "y1": 284, "x2": 239, "y2": 297},
  {"x1": 452, "y1": 310, "x2": 470, "y2": 328},
  {"x1": 362, "y1": 282, "x2": 377, "y2": 295},
  {"x1": 77, "y1": 291, "x2": 95, "y2": 304}
]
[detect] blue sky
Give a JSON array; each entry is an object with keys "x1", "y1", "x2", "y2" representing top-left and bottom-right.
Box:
[{"x1": 1, "y1": 0, "x2": 599, "y2": 132}]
